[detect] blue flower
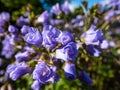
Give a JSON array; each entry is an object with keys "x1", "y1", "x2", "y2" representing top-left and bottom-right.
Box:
[
  {"x1": 24, "y1": 27, "x2": 43, "y2": 47},
  {"x1": 33, "y1": 62, "x2": 53, "y2": 84},
  {"x1": 50, "y1": 3, "x2": 61, "y2": 15},
  {"x1": 33, "y1": 62, "x2": 58, "y2": 84},
  {"x1": 7, "y1": 62, "x2": 30, "y2": 81},
  {"x1": 58, "y1": 31, "x2": 74, "y2": 45},
  {"x1": 61, "y1": 1, "x2": 71, "y2": 14},
  {"x1": 42, "y1": 25, "x2": 61, "y2": 49},
  {"x1": 100, "y1": 39, "x2": 109, "y2": 49},
  {"x1": 56, "y1": 42, "x2": 78, "y2": 61},
  {"x1": 78, "y1": 71, "x2": 93, "y2": 86},
  {"x1": 0, "y1": 12, "x2": 10, "y2": 22},
  {"x1": 81, "y1": 25, "x2": 105, "y2": 45},
  {"x1": 8, "y1": 25, "x2": 18, "y2": 34},
  {"x1": 15, "y1": 51, "x2": 30, "y2": 62},
  {"x1": 15, "y1": 46, "x2": 35, "y2": 62},
  {"x1": 37, "y1": 11, "x2": 50, "y2": 24},
  {"x1": 17, "y1": 16, "x2": 30, "y2": 27},
  {"x1": 63, "y1": 62, "x2": 76, "y2": 80},
  {"x1": 1, "y1": 35, "x2": 15, "y2": 59}
]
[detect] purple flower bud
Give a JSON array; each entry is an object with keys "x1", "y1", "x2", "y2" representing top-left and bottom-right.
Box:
[
  {"x1": 0, "y1": 12, "x2": 10, "y2": 22},
  {"x1": 104, "y1": 10, "x2": 115, "y2": 21},
  {"x1": 81, "y1": 25, "x2": 104, "y2": 45},
  {"x1": 100, "y1": 40, "x2": 109, "y2": 49},
  {"x1": 63, "y1": 62, "x2": 76, "y2": 80},
  {"x1": 42, "y1": 25, "x2": 61, "y2": 49},
  {"x1": 0, "y1": 19, "x2": 5, "y2": 26},
  {"x1": 50, "y1": 3, "x2": 61, "y2": 15},
  {"x1": 31, "y1": 80, "x2": 42, "y2": 90},
  {"x1": 17, "y1": 16, "x2": 30, "y2": 27},
  {"x1": 8, "y1": 25, "x2": 18, "y2": 34},
  {"x1": 86, "y1": 45, "x2": 101, "y2": 57},
  {"x1": 21, "y1": 25, "x2": 31, "y2": 35},
  {"x1": 76, "y1": 15, "x2": 83, "y2": 20},
  {"x1": 23, "y1": 46, "x2": 35, "y2": 53},
  {"x1": 33, "y1": 62, "x2": 55, "y2": 84},
  {"x1": 56, "y1": 42, "x2": 78, "y2": 61},
  {"x1": 58, "y1": 31, "x2": 74, "y2": 45},
  {"x1": 79, "y1": 20, "x2": 84, "y2": 27},
  {"x1": 15, "y1": 46, "x2": 35, "y2": 62},
  {"x1": 78, "y1": 71, "x2": 93, "y2": 86},
  {"x1": 7, "y1": 62, "x2": 30, "y2": 81},
  {"x1": 7, "y1": 64, "x2": 17, "y2": 74},
  {"x1": 109, "y1": 41, "x2": 116, "y2": 47},
  {"x1": 24, "y1": 27, "x2": 43, "y2": 47},
  {"x1": 61, "y1": 1, "x2": 71, "y2": 14},
  {"x1": 1, "y1": 35, "x2": 15, "y2": 59},
  {"x1": 37, "y1": 11, "x2": 50, "y2": 24},
  {"x1": 15, "y1": 51, "x2": 30, "y2": 62}
]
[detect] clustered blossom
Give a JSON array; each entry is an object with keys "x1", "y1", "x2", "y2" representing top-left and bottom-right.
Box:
[
  {"x1": 37, "y1": 1, "x2": 71, "y2": 25},
  {"x1": 81, "y1": 25, "x2": 109, "y2": 57},
  {"x1": 0, "y1": 1, "x2": 115, "y2": 90},
  {"x1": 24, "y1": 27, "x2": 43, "y2": 47},
  {"x1": 7, "y1": 62, "x2": 30, "y2": 81}
]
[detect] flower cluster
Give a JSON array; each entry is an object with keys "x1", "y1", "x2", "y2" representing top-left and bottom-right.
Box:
[{"x1": 0, "y1": 0, "x2": 117, "y2": 90}]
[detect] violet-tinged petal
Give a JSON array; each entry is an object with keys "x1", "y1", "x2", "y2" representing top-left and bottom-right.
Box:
[
  {"x1": 1, "y1": 35, "x2": 15, "y2": 59},
  {"x1": 23, "y1": 46, "x2": 35, "y2": 53},
  {"x1": 42, "y1": 25, "x2": 61, "y2": 49},
  {"x1": 8, "y1": 25, "x2": 18, "y2": 34},
  {"x1": 58, "y1": 31, "x2": 74, "y2": 45},
  {"x1": 61, "y1": 1, "x2": 71, "y2": 14},
  {"x1": 6, "y1": 64, "x2": 17, "y2": 74},
  {"x1": 37, "y1": 11, "x2": 50, "y2": 24},
  {"x1": 81, "y1": 25, "x2": 104, "y2": 45},
  {"x1": 7, "y1": 62, "x2": 30, "y2": 81},
  {"x1": 50, "y1": 3, "x2": 61, "y2": 15},
  {"x1": 104, "y1": 10, "x2": 115, "y2": 21},
  {"x1": 33, "y1": 62, "x2": 54, "y2": 84},
  {"x1": 56, "y1": 42, "x2": 78, "y2": 61},
  {"x1": 31, "y1": 80, "x2": 42, "y2": 90},
  {"x1": 78, "y1": 71, "x2": 93, "y2": 86},
  {"x1": 100, "y1": 40, "x2": 109, "y2": 49},
  {"x1": 24, "y1": 27, "x2": 43, "y2": 47},
  {"x1": 17, "y1": 16, "x2": 30, "y2": 27},
  {"x1": 0, "y1": 12, "x2": 10, "y2": 22},
  {"x1": 21, "y1": 25, "x2": 30, "y2": 35},
  {"x1": 49, "y1": 73, "x2": 60, "y2": 83},
  {"x1": 109, "y1": 41, "x2": 116, "y2": 47},
  {"x1": 15, "y1": 51, "x2": 30, "y2": 62},
  {"x1": 63, "y1": 62, "x2": 76, "y2": 80}
]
